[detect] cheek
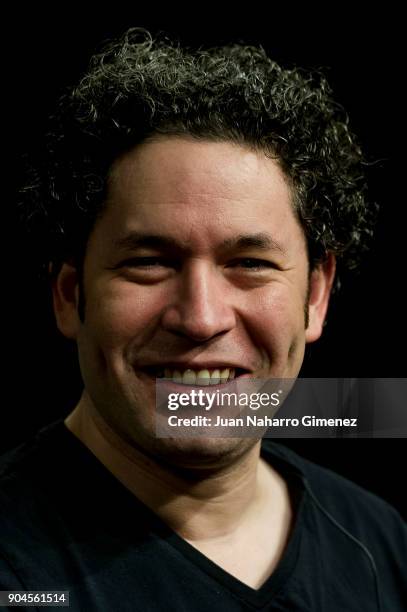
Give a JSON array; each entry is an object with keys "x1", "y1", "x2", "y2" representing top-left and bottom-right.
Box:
[
  {"x1": 246, "y1": 284, "x2": 306, "y2": 330},
  {"x1": 242, "y1": 284, "x2": 307, "y2": 363},
  {"x1": 83, "y1": 283, "x2": 168, "y2": 347}
]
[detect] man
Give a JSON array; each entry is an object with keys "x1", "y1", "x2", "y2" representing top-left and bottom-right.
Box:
[{"x1": 2, "y1": 28, "x2": 405, "y2": 610}]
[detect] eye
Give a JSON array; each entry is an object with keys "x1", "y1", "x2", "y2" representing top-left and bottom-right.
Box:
[
  {"x1": 119, "y1": 257, "x2": 173, "y2": 269},
  {"x1": 229, "y1": 258, "x2": 276, "y2": 271}
]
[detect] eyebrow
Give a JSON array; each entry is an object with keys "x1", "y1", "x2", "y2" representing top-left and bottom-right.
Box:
[
  {"x1": 113, "y1": 231, "x2": 286, "y2": 255},
  {"x1": 221, "y1": 233, "x2": 286, "y2": 253}
]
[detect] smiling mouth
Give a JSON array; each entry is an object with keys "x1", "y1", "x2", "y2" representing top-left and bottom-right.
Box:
[{"x1": 142, "y1": 366, "x2": 250, "y2": 386}]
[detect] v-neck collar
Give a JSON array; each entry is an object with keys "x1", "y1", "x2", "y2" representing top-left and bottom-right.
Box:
[
  {"x1": 41, "y1": 421, "x2": 309, "y2": 609},
  {"x1": 146, "y1": 444, "x2": 307, "y2": 608}
]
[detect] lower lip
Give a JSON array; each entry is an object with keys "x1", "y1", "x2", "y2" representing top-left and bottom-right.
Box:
[{"x1": 138, "y1": 370, "x2": 255, "y2": 392}]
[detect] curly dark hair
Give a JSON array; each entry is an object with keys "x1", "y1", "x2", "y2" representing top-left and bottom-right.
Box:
[{"x1": 19, "y1": 27, "x2": 376, "y2": 288}]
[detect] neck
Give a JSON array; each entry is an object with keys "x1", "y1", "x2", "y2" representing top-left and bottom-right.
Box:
[{"x1": 64, "y1": 393, "x2": 288, "y2": 542}]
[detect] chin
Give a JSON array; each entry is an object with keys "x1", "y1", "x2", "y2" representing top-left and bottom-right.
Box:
[{"x1": 142, "y1": 435, "x2": 260, "y2": 472}]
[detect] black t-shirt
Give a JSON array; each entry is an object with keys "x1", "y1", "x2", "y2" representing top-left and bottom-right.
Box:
[{"x1": 0, "y1": 420, "x2": 405, "y2": 611}]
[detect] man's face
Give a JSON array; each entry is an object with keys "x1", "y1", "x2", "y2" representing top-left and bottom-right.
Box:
[{"x1": 54, "y1": 137, "x2": 334, "y2": 466}]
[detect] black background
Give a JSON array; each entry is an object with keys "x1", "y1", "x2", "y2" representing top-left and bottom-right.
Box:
[{"x1": 8, "y1": 8, "x2": 406, "y2": 517}]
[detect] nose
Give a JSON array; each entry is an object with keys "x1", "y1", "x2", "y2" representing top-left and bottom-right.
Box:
[{"x1": 160, "y1": 260, "x2": 236, "y2": 342}]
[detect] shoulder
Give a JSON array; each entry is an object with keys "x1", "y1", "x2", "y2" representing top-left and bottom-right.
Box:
[
  {"x1": 263, "y1": 442, "x2": 407, "y2": 610},
  {"x1": 0, "y1": 431, "x2": 50, "y2": 530},
  {"x1": 0, "y1": 423, "x2": 56, "y2": 483},
  {"x1": 0, "y1": 437, "x2": 36, "y2": 494},
  {"x1": 0, "y1": 419, "x2": 76, "y2": 520},
  {"x1": 262, "y1": 440, "x2": 407, "y2": 558},
  {"x1": 263, "y1": 440, "x2": 405, "y2": 518}
]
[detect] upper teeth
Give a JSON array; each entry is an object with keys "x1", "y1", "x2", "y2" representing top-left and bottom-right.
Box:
[{"x1": 162, "y1": 367, "x2": 235, "y2": 385}]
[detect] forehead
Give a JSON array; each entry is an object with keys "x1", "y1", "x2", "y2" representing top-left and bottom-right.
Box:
[
  {"x1": 96, "y1": 136, "x2": 305, "y2": 255},
  {"x1": 109, "y1": 136, "x2": 291, "y2": 207}
]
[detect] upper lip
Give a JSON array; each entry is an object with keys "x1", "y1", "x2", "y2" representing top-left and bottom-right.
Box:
[{"x1": 140, "y1": 362, "x2": 252, "y2": 372}]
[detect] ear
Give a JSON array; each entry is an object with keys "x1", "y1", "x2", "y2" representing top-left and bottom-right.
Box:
[
  {"x1": 305, "y1": 253, "x2": 336, "y2": 343},
  {"x1": 51, "y1": 262, "x2": 81, "y2": 339}
]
